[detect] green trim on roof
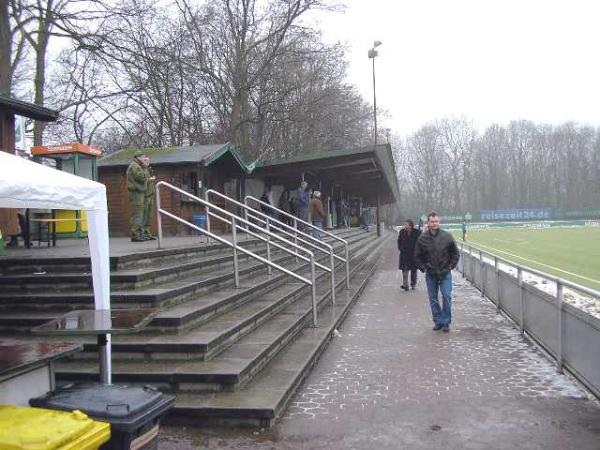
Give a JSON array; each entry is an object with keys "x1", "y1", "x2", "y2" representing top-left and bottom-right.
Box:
[
  {"x1": 100, "y1": 146, "x2": 178, "y2": 164},
  {"x1": 205, "y1": 142, "x2": 243, "y2": 169}
]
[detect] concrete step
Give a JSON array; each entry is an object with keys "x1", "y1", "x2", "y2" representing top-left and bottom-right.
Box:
[
  {"x1": 0, "y1": 228, "x2": 365, "y2": 292},
  {"x1": 53, "y1": 235, "x2": 384, "y2": 392},
  {"x1": 0, "y1": 231, "x2": 374, "y2": 329},
  {"x1": 52, "y1": 234, "x2": 377, "y2": 360},
  {"x1": 167, "y1": 234, "x2": 391, "y2": 427},
  {"x1": 0, "y1": 246, "x2": 269, "y2": 292}
]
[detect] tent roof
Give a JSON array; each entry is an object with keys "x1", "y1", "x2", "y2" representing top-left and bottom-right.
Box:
[
  {"x1": 98, "y1": 142, "x2": 251, "y2": 172},
  {"x1": 0, "y1": 152, "x2": 107, "y2": 211}
]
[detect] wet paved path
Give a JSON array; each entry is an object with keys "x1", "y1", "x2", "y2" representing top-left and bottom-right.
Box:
[{"x1": 161, "y1": 246, "x2": 600, "y2": 449}]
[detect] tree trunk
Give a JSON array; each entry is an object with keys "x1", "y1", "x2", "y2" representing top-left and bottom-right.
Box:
[{"x1": 0, "y1": 1, "x2": 11, "y2": 95}]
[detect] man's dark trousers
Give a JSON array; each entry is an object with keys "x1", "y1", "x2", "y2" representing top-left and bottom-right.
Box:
[
  {"x1": 402, "y1": 269, "x2": 417, "y2": 288},
  {"x1": 425, "y1": 271, "x2": 453, "y2": 326}
]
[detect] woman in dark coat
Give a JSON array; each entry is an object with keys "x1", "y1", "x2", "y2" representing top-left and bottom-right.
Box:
[{"x1": 397, "y1": 219, "x2": 421, "y2": 290}]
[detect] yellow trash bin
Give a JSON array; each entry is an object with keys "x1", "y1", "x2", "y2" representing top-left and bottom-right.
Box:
[{"x1": 0, "y1": 405, "x2": 110, "y2": 450}]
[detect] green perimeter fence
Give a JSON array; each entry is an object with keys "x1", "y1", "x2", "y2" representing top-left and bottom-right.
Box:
[{"x1": 443, "y1": 219, "x2": 600, "y2": 231}]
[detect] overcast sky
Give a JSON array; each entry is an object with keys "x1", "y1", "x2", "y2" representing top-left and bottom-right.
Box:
[{"x1": 308, "y1": 0, "x2": 600, "y2": 136}]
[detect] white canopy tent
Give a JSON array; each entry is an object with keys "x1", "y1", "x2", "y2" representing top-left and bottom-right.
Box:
[{"x1": 0, "y1": 151, "x2": 112, "y2": 381}]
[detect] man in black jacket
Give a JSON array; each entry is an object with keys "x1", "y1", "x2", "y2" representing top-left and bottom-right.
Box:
[
  {"x1": 415, "y1": 212, "x2": 460, "y2": 332},
  {"x1": 397, "y1": 219, "x2": 421, "y2": 290}
]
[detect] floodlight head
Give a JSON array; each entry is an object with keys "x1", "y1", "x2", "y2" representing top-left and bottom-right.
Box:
[
  {"x1": 374, "y1": 40, "x2": 382, "y2": 47},
  {"x1": 368, "y1": 49, "x2": 378, "y2": 58}
]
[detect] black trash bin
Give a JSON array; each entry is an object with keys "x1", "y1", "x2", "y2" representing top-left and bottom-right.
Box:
[{"x1": 30, "y1": 383, "x2": 175, "y2": 450}]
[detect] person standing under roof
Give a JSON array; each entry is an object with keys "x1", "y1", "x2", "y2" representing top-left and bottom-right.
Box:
[
  {"x1": 415, "y1": 212, "x2": 460, "y2": 332},
  {"x1": 296, "y1": 181, "x2": 309, "y2": 230},
  {"x1": 278, "y1": 190, "x2": 291, "y2": 225},
  {"x1": 309, "y1": 190, "x2": 325, "y2": 240},
  {"x1": 126, "y1": 150, "x2": 154, "y2": 242}
]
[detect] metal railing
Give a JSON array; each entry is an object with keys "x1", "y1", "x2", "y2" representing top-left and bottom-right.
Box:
[
  {"x1": 205, "y1": 189, "x2": 339, "y2": 304},
  {"x1": 244, "y1": 195, "x2": 350, "y2": 290},
  {"x1": 458, "y1": 241, "x2": 600, "y2": 398},
  {"x1": 155, "y1": 181, "x2": 321, "y2": 326}
]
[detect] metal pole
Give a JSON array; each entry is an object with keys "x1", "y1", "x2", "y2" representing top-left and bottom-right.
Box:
[
  {"x1": 244, "y1": 205, "x2": 249, "y2": 239},
  {"x1": 372, "y1": 55, "x2": 378, "y2": 144},
  {"x1": 495, "y1": 256, "x2": 501, "y2": 312},
  {"x1": 98, "y1": 333, "x2": 111, "y2": 385},
  {"x1": 232, "y1": 217, "x2": 239, "y2": 288},
  {"x1": 205, "y1": 198, "x2": 211, "y2": 235},
  {"x1": 266, "y1": 216, "x2": 272, "y2": 276},
  {"x1": 310, "y1": 255, "x2": 318, "y2": 327},
  {"x1": 556, "y1": 281, "x2": 564, "y2": 373},
  {"x1": 466, "y1": 246, "x2": 470, "y2": 281},
  {"x1": 518, "y1": 267, "x2": 524, "y2": 335},
  {"x1": 156, "y1": 186, "x2": 163, "y2": 249},
  {"x1": 293, "y1": 218, "x2": 299, "y2": 263},
  {"x1": 330, "y1": 250, "x2": 336, "y2": 305},
  {"x1": 480, "y1": 250, "x2": 485, "y2": 297},
  {"x1": 345, "y1": 243, "x2": 350, "y2": 289}
]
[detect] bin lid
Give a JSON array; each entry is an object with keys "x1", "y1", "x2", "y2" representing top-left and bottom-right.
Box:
[
  {"x1": 0, "y1": 405, "x2": 108, "y2": 450},
  {"x1": 30, "y1": 383, "x2": 164, "y2": 420}
]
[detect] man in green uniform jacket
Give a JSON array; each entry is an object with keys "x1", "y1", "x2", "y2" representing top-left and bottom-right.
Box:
[
  {"x1": 126, "y1": 150, "x2": 155, "y2": 242},
  {"x1": 143, "y1": 164, "x2": 156, "y2": 240}
]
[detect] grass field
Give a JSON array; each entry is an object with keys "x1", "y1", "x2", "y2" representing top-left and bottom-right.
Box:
[{"x1": 451, "y1": 227, "x2": 600, "y2": 291}]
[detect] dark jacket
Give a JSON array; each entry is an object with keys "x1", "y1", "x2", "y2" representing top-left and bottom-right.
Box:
[
  {"x1": 296, "y1": 187, "x2": 309, "y2": 208},
  {"x1": 414, "y1": 228, "x2": 460, "y2": 276},
  {"x1": 397, "y1": 227, "x2": 421, "y2": 270}
]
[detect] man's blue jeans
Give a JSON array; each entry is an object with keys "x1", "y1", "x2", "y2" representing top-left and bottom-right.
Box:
[
  {"x1": 425, "y1": 272, "x2": 453, "y2": 326},
  {"x1": 312, "y1": 221, "x2": 323, "y2": 240}
]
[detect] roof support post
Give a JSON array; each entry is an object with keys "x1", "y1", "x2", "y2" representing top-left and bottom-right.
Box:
[{"x1": 376, "y1": 186, "x2": 381, "y2": 237}]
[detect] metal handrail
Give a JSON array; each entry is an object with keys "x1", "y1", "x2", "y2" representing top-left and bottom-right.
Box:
[
  {"x1": 244, "y1": 194, "x2": 350, "y2": 289},
  {"x1": 459, "y1": 242, "x2": 600, "y2": 298},
  {"x1": 155, "y1": 181, "x2": 320, "y2": 326},
  {"x1": 206, "y1": 189, "x2": 339, "y2": 304}
]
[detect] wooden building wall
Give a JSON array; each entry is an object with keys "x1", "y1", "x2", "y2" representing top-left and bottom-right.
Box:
[{"x1": 99, "y1": 164, "x2": 234, "y2": 237}]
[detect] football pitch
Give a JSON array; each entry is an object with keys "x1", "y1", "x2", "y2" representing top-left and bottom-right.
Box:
[{"x1": 451, "y1": 227, "x2": 600, "y2": 291}]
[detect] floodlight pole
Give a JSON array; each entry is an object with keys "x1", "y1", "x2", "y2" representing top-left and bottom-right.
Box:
[{"x1": 368, "y1": 41, "x2": 382, "y2": 145}]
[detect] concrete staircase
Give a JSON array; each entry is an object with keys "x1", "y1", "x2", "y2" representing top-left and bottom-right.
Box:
[{"x1": 0, "y1": 228, "x2": 390, "y2": 426}]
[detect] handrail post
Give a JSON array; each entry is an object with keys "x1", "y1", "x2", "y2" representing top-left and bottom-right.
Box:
[
  {"x1": 330, "y1": 250, "x2": 336, "y2": 305},
  {"x1": 495, "y1": 256, "x2": 501, "y2": 312},
  {"x1": 480, "y1": 250, "x2": 485, "y2": 297},
  {"x1": 293, "y1": 218, "x2": 298, "y2": 263},
  {"x1": 310, "y1": 255, "x2": 318, "y2": 327},
  {"x1": 460, "y1": 244, "x2": 465, "y2": 277},
  {"x1": 156, "y1": 184, "x2": 163, "y2": 249},
  {"x1": 556, "y1": 281, "x2": 564, "y2": 373},
  {"x1": 205, "y1": 192, "x2": 211, "y2": 235},
  {"x1": 266, "y1": 216, "x2": 272, "y2": 275},
  {"x1": 231, "y1": 217, "x2": 239, "y2": 288},
  {"x1": 518, "y1": 267, "x2": 524, "y2": 335},
  {"x1": 244, "y1": 206, "x2": 249, "y2": 239},
  {"x1": 465, "y1": 246, "x2": 471, "y2": 281},
  {"x1": 345, "y1": 243, "x2": 350, "y2": 289}
]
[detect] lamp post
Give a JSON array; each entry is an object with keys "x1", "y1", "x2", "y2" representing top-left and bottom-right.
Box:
[{"x1": 368, "y1": 40, "x2": 382, "y2": 144}]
